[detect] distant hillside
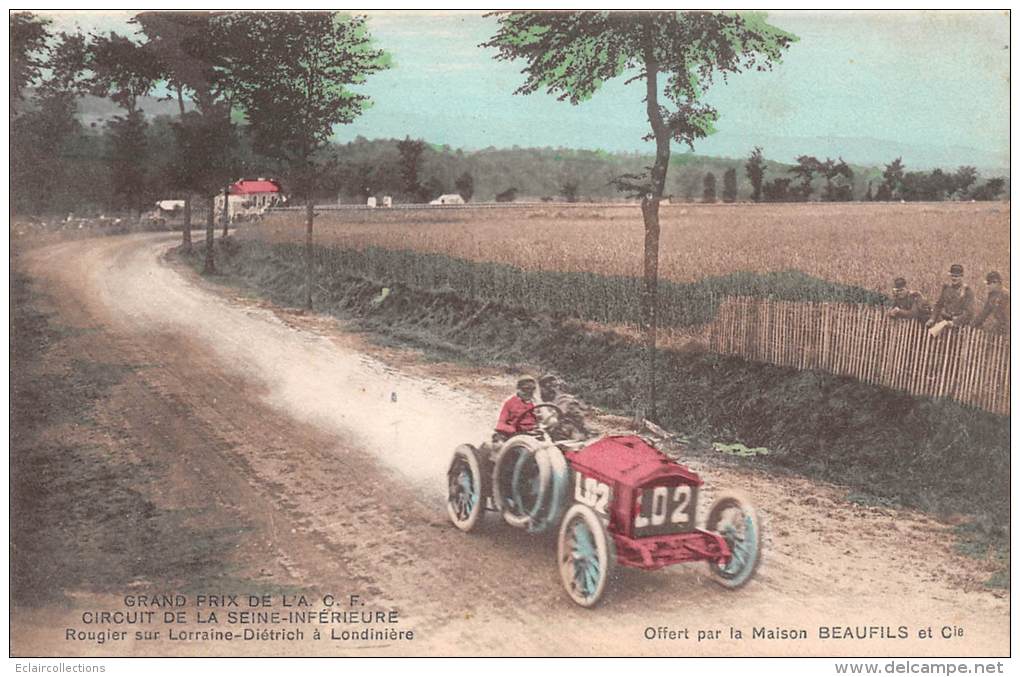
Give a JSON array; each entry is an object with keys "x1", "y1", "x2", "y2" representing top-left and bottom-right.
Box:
[{"x1": 78, "y1": 93, "x2": 192, "y2": 127}]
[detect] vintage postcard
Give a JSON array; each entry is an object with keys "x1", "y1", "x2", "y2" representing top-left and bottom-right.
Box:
[{"x1": 8, "y1": 8, "x2": 1011, "y2": 665}]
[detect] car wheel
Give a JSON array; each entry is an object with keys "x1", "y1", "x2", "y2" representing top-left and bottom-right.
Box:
[
  {"x1": 557, "y1": 503, "x2": 615, "y2": 607},
  {"x1": 705, "y1": 491, "x2": 762, "y2": 589},
  {"x1": 446, "y1": 444, "x2": 486, "y2": 532}
]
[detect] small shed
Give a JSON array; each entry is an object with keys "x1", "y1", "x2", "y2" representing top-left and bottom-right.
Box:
[{"x1": 430, "y1": 193, "x2": 465, "y2": 206}]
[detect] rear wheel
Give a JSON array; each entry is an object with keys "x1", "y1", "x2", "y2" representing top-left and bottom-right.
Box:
[
  {"x1": 705, "y1": 491, "x2": 761, "y2": 589},
  {"x1": 447, "y1": 445, "x2": 486, "y2": 532},
  {"x1": 557, "y1": 503, "x2": 615, "y2": 607}
]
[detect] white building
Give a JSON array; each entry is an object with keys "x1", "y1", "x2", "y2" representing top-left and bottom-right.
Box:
[{"x1": 429, "y1": 193, "x2": 465, "y2": 205}]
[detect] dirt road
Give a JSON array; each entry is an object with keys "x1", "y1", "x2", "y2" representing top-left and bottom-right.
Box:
[{"x1": 11, "y1": 233, "x2": 1008, "y2": 656}]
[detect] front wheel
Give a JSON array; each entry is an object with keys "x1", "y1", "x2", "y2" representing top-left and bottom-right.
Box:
[
  {"x1": 447, "y1": 445, "x2": 486, "y2": 532},
  {"x1": 704, "y1": 491, "x2": 762, "y2": 589},
  {"x1": 557, "y1": 503, "x2": 616, "y2": 607}
]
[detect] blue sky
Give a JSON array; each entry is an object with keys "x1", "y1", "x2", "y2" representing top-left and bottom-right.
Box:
[{"x1": 42, "y1": 10, "x2": 1010, "y2": 170}]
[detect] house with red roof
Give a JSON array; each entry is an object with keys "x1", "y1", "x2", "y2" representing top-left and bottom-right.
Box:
[{"x1": 214, "y1": 178, "x2": 287, "y2": 221}]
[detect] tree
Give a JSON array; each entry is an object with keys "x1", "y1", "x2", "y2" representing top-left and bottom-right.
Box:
[
  {"x1": 788, "y1": 155, "x2": 819, "y2": 201},
  {"x1": 422, "y1": 176, "x2": 446, "y2": 202},
  {"x1": 951, "y1": 166, "x2": 978, "y2": 200},
  {"x1": 702, "y1": 172, "x2": 717, "y2": 203},
  {"x1": 86, "y1": 32, "x2": 164, "y2": 214},
  {"x1": 820, "y1": 157, "x2": 853, "y2": 202},
  {"x1": 134, "y1": 11, "x2": 221, "y2": 251},
  {"x1": 762, "y1": 177, "x2": 792, "y2": 202},
  {"x1": 864, "y1": 181, "x2": 873, "y2": 201},
  {"x1": 745, "y1": 146, "x2": 766, "y2": 202},
  {"x1": 10, "y1": 12, "x2": 52, "y2": 117},
  {"x1": 166, "y1": 110, "x2": 236, "y2": 257},
  {"x1": 217, "y1": 11, "x2": 389, "y2": 308},
  {"x1": 972, "y1": 177, "x2": 1005, "y2": 201},
  {"x1": 722, "y1": 167, "x2": 737, "y2": 203},
  {"x1": 485, "y1": 11, "x2": 795, "y2": 418},
  {"x1": 106, "y1": 112, "x2": 152, "y2": 213},
  {"x1": 397, "y1": 136, "x2": 426, "y2": 200},
  {"x1": 561, "y1": 179, "x2": 580, "y2": 203},
  {"x1": 878, "y1": 157, "x2": 905, "y2": 201},
  {"x1": 11, "y1": 26, "x2": 88, "y2": 214},
  {"x1": 900, "y1": 170, "x2": 950, "y2": 201},
  {"x1": 454, "y1": 171, "x2": 475, "y2": 202}
]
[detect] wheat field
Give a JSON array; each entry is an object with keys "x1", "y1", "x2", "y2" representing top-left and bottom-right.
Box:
[{"x1": 242, "y1": 201, "x2": 1009, "y2": 300}]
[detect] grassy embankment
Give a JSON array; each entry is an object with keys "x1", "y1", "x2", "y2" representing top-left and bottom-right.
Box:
[{"x1": 181, "y1": 235, "x2": 1009, "y2": 587}]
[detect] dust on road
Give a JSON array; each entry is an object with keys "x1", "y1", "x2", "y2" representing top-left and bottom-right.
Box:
[{"x1": 11, "y1": 233, "x2": 1009, "y2": 656}]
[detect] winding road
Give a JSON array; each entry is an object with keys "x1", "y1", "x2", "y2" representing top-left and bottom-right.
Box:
[{"x1": 11, "y1": 232, "x2": 1009, "y2": 657}]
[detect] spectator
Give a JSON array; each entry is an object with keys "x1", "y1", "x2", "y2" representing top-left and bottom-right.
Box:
[
  {"x1": 973, "y1": 271, "x2": 1010, "y2": 335},
  {"x1": 886, "y1": 277, "x2": 930, "y2": 322},
  {"x1": 926, "y1": 263, "x2": 975, "y2": 335}
]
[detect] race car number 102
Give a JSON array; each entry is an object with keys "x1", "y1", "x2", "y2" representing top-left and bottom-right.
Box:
[{"x1": 633, "y1": 485, "x2": 696, "y2": 536}]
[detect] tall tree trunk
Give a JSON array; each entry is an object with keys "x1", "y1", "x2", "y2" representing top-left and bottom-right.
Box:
[
  {"x1": 203, "y1": 195, "x2": 216, "y2": 274},
  {"x1": 181, "y1": 195, "x2": 192, "y2": 252},
  {"x1": 305, "y1": 197, "x2": 314, "y2": 310},
  {"x1": 639, "y1": 37, "x2": 671, "y2": 423},
  {"x1": 221, "y1": 183, "x2": 230, "y2": 238}
]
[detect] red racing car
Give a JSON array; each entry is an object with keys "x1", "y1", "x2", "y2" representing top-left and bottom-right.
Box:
[{"x1": 446, "y1": 403, "x2": 762, "y2": 607}]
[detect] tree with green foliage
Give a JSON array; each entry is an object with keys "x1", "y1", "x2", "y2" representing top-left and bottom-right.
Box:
[
  {"x1": 216, "y1": 11, "x2": 389, "y2": 308},
  {"x1": 722, "y1": 167, "x2": 737, "y2": 203},
  {"x1": 10, "y1": 12, "x2": 52, "y2": 117},
  {"x1": 85, "y1": 32, "x2": 165, "y2": 214},
  {"x1": 877, "y1": 157, "x2": 905, "y2": 201},
  {"x1": 820, "y1": 157, "x2": 853, "y2": 202},
  {"x1": 397, "y1": 136, "x2": 426, "y2": 201},
  {"x1": 485, "y1": 10, "x2": 795, "y2": 418},
  {"x1": 971, "y1": 177, "x2": 1005, "y2": 201},
  {"x1": 745, "y1": 146, "x2": 766, "y2": 202},
  {"x1": 788, "y1": 155, "x2": 819, "y2": 201},
  {"x1": 11, "y1": 18, "x2": 90, "y2": 214},
  {"x1": 454, "y1": 171, "x2": 475, "y2": 202},
  {"x1": 762, "y1": 177, "x2": 792, "y2": 202},
  {"x1": 166, "y1": 110, "x2": 237, "y2": 254},
  {"x1": 951, "y1": 165, "x2": 978, "y2": 200},
  {"x1": 702, "y1": 172, "x2": 717, "y2": 203},
  {"x1": 134, "y1": 11, "x2": 222, "y2": 251}
]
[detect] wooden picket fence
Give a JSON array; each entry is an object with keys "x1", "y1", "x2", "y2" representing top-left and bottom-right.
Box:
[{"x1": 706, "y1": 297, "x2": 1010, "y2": 416}]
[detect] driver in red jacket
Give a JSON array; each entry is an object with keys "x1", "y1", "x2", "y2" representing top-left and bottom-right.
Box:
[{"x1": 493, "y1": 376, "x2": 538, "y2": 442}]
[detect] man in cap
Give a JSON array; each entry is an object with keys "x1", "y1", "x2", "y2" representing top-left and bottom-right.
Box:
[
  {"x1": 538, "y1": 373, "x2": 560, "y2": 403},
  {"x1": 973, "y1": 271, "x2": 1010, "y2": 335},
  {"x1": 926, "y1": 264, "x2": 975, "y2": 331},
  {"x1": 886, "y1": 277, "x2": 930, "y2": 322},
  {"x1": 493, "y1": 376, "x2": 539, "y2": 442}
]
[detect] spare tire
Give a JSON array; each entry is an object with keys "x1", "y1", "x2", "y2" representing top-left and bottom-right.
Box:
[{"x1": 492, "y1": 435, "x2": 568, "y2": 533}]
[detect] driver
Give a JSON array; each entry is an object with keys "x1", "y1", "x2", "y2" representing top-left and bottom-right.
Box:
[{"x1": 493, "y1": 376, "x2": 539, "y2": 443}]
